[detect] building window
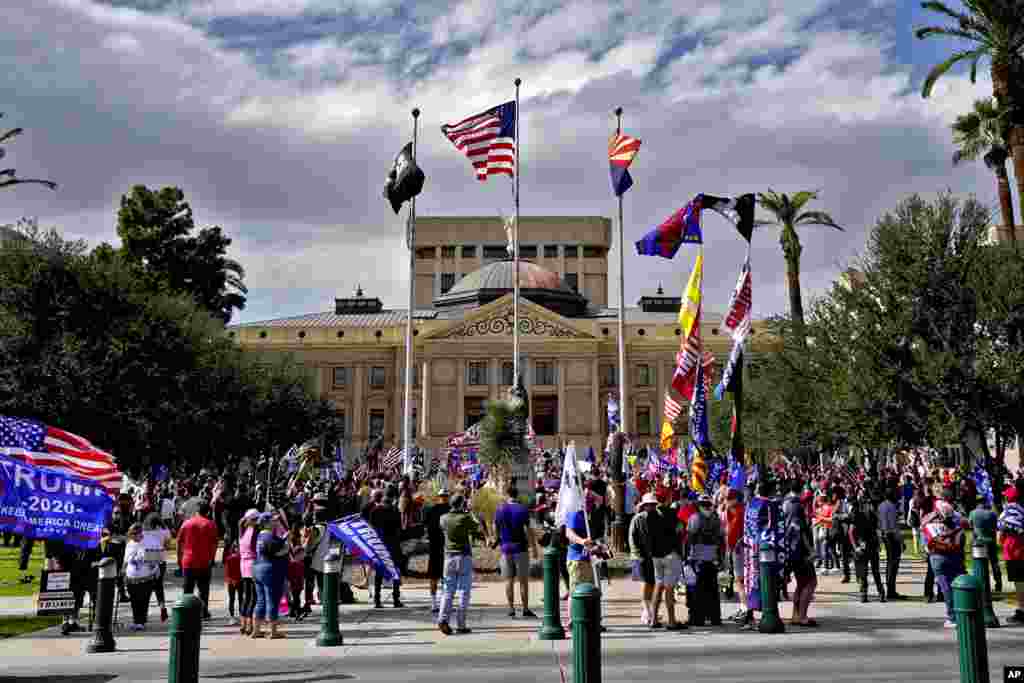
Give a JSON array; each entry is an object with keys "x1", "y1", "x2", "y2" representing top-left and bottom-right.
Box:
[
  {"x1": 565, "y1": 272, "x2": 578, "y2": 292},
  {"x1": 441, "y1": 245, "x2": 456, "y2": 259},
  {"x1": 461, "y1": 245, "x2": 477, "y2": 258},
  {"x1": 369, "y1": 366, "x2": 386, "y2": 388},
  {"x1": 369, "y1": 409, "x2": 385, "y2": 437},
  {"x1": 532, "y1": 396, "x2": 558, "y2": 435},
  {"x1": 332, "y1": 367, "x2": 349, "y2": 388},
  {"x1": 519, "y1": 245, "x2": 537, "y2": 258},
  {"x1": 564, "y1": 245, "x2": 578, "y2": 258},
  {"x1": 583, "y1": 246, "x2": 604, "y2": 258},
  {"x1": 467, "y1": 361, "x2": 488, "y2": 386},
  {"x1": 416, "y1": 247, "x2": 436, "y2": 259},
  {"x1": 544, "y1": 245, "x2": 559, "y2": 258},
  {"x1": 600, "y1": 363, "x2": 617, "y2": 387},
  {"x1": 483, "y1": 245, "x2": 507, "y2": 259},
  {"x1": 441, "y1": 272, "x2": 456, "y2": 294},
  {"x1": 335, "y1": 411, "x2": 347, "y2": 438},
  {"x1": 465, "y1": 397, "x2": 485, "y2": 430},
  {"x1": 637, "y1": 364, "x2": 653, "y2": 386},
  {"x1": 501, "y1": 361, "x2": 515, "y2": 386},
  {"x1": 637, "y1": 406, "x2": 652, "y2": 436},
  {"x1": 534, "y1": 361, "x2": 557, "y2": 386}
]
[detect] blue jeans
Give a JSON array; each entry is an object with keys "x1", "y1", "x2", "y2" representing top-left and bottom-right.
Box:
[
  {"x1": 438, "y1": 554, "x2": 473, "y2": 629},
  {"x1": 253, "y1": 560, "x2": 286, "y2": 622},
  {"x1": 929, "y1": 554, "x2": 964, "y2": 622}
]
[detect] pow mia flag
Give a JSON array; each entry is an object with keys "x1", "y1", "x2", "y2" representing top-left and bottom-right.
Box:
[{"x1": 384, "y1": 142, "x2": 425, "y2": 214}]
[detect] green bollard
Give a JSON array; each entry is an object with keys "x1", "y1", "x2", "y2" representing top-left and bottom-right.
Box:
[
  {"x1": 538, "y1": 544, "x2": 566, "y2": 640},
  {"x1": 86, "y1": 557, "x2": 117, "y2": 654},
  {"x1": 971, "y1": 540, "x2": 1000, "y2": 628},
  {"x1": 168, "y1": 594, "x2": 203, "y2": 683},
  {"x1": 953, "y1": 574, "x2": 990, "y2": 683},
  {"x1": 571, "y1": 583, "x2": 601, "y2": 683},
  {"x1": 316, "y1": 548, "x2": 343, "y2": 647},
  {"x1": 757, "y1": 547, "x2": 785, "y2": 634}
]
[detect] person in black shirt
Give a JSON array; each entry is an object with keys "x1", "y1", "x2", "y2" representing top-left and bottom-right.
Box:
[
  {"x1": 369, "y1": 488, "x2": 404, "y2": 608},
  {"x1": 848, "y1": 493, "x2": 885, "y2": 603},
  {"x1": 424, "y1": 489, "x2": 451, "y2": 613}
]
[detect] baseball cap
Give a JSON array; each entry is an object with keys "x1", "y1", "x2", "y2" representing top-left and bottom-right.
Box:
[
  {"x1": 1005, "y1": 486, "x2": 1019, "y2": 503},
  {"x1": 640, "y1": 493, "x2": 658, "y2": 507}
]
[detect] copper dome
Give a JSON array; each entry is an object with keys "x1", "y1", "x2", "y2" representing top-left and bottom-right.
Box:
[{"x1": 434, "y1": 259, "x2": 588, "y2": 316}]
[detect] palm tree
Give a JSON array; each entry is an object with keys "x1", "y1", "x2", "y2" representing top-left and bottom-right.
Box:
[
  {"x1": 952, "y1": 97, "x2": 1016, "y2": 237},
  {"x1": 915, "y1": 0, "x2": 1024, "y2": 242},
  {"x1": 756, "y1": 190, "x2": 844, "y2": 332},
  {"x1": 0, "y1": 113, "x2": 57, "y2": 192}
]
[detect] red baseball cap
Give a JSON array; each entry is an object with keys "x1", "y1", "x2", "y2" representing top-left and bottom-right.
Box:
[{"x1": 1005, "y1": 486, "x2": 1019, "y2": 503}]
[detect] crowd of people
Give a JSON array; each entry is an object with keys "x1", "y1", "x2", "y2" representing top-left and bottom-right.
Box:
[{"x1": 4, "y1": 448, "x2": 1023, "y2": 638}]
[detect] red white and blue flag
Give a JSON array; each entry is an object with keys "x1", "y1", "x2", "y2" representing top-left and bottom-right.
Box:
[
  {"x1": 442, "y1": 101, "x2": 516, "y2": 180},
  {"x1": 0, "y1": 416, "x2": 122, "y2": 495},
  {"x1": 635, "y1": 195, "x2": 704, "y2": 258},
  {"x1": 608, "y1": 132, "x2": 641, "y2": 196}
]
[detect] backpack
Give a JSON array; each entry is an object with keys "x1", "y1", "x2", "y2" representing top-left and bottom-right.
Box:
[{"x1": 785, "y1": 517, "x2": 811, "y2": 567}]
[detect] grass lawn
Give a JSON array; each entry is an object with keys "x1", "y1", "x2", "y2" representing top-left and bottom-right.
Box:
[
  {"x1": 0, "y1": 543, "x2": 45, "y2": 598},
  {"x1": 0, "y1": 615, "x2": 60, "y2": 639}
]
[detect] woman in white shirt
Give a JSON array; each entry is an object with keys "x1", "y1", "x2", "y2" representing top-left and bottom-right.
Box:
[
  {"x1": 123, "y1": 523, "x2": 158, "y2": 631},
  {"x1": 143, "y1": 513, "x2": 172, "y2": 623}
]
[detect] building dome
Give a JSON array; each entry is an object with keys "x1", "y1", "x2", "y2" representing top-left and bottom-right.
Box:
[{"x1": 434, "y1": 259, "x2": 588, "y2": 316}]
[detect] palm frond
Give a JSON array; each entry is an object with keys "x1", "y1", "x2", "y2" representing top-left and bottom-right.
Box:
[
  {"x1": 789, "y1": 190, "x2": 820, "y2": 212},
  {"x1": 0, "y1": 178, "x2": 57, "y2": 190},
  {"x1": 794, "y1": 211, "x2": 844, "y2": 230},
  {"x1": 920, "y1": 0, "x2": 966, "y2": 23},
  {"x1": 0, "y1": 127, "x2": 23, "y2": 145},
  {"x1": 920, "y1": 49, "x2": 988, "y2": 97}
]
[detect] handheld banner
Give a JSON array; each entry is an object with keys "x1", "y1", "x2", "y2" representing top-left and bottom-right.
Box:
[
  {"x1": 0, "y1": 453, "x2": 113, "y2": 549},
  {"x1": 327, "y1": 514, "x2": 400, "y2": 583}
]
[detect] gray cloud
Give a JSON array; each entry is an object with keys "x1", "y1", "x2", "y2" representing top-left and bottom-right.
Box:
[{"x1": 0, "y1": 0, "x2": 1009, "y2": 326}]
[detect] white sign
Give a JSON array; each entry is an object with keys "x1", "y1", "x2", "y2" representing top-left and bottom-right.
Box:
[{"x1": 46, "y1": 572, "x2": 70, "y2": 591}]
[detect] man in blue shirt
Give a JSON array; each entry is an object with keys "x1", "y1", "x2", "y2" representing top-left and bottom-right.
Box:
[
  {"x1": 565, "y1": 507, "x2": 594, "y2": 595},
  {"x1": 494, "y1": 485, "x2": 536, "y2": 617}
]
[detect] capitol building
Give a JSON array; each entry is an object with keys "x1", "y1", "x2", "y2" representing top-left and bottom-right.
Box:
[{"x1": 230, "y1": 216, "x2": 771, "y2": 454}]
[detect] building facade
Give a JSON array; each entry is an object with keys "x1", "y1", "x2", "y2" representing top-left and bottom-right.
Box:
[{"x1": 231, "y1": 216, "x2": 771, "y2": 455}]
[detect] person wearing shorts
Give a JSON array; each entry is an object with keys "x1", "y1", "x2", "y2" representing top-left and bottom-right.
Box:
[
  {"x1": 494, "y1": 485, "x2": 536, "y2": 618},
  {"x1": 629, "y1": 493, "x2": 658, "y2": 625},
  {"x1": 650, "y1": 499, "x2": 686, "y2": 630}
]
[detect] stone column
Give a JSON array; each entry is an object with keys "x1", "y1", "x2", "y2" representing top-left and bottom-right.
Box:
[
  {"x1": 352, "y1": 364, "x2": 365, "y2": 448},
  {"x1": 456, "y1": 359, "x2": 466, "y2": 432},
  {"x1": 590, "y1": 357, "x2": 600, "y2": 448},
  {"x1": 557, "y1": 358, "x2": 567, "y2": 442},
  {"x1": 489, "y1": 358, "x2": 499, "y2": 402},
  {"x1": 656, "y1": 358, "x2": 666, "y2": 424},
  {"x1": 392, "y1": 355, "x2": 403, "y2": 444},
  {"x1": 421, "y1": 359, "x2": 431, "y2": 438}
]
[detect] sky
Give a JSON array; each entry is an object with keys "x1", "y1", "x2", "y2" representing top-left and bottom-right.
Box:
[{"x1": 1, "y1": 0, "x2": 1014, "y2": 324}]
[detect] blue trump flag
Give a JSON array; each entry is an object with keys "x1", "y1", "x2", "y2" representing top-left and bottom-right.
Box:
[
  {"x1": 0, "y1": 453, "x2": 113, "y2": 549},
  {"x1": 327, "y1": 514, "x2": 400, "y2": 582},
  {"x1": 727, "y1": 456, "x2": 747, "y2": 491}
]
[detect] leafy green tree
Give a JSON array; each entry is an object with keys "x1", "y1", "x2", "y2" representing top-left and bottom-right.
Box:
[
  {"x1": 916, "y1": 0, "x2": 1024, "y2": 242},
  {"x1": 0, "y1": 114, "x2": 56, "y2": 192},
  {"x1": 116, "y1": 185, "x2": 247, "y2": 323},
  {"x1": 951, "y1": 98, "x2": 1016, "y2": 235},
  {"x1": 755, "y1": 190, "x2": 844, "y2": 333}
]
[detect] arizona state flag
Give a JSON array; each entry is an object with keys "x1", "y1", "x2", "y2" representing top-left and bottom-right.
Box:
[
  {"x1": 609, "y1": 132, "x2": 641, "y2": 196},
  {"x1": 384, "y1": 142, "x2": 425, "y2": 214}
]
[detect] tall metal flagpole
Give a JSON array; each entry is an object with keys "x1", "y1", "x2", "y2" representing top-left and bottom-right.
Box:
[
  {"x1": 614, "y1": 107, "x2": 628, "y2": 435},
  {"x1": 513, "y1": 78, "x2": 522, "y2": 384},
  {"x1": 403, "y1": 108, "x2": 420, "y2": 475}
]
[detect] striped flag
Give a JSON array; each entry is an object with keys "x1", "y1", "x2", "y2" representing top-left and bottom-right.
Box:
[
  {"x1": 608, "y1": 132, "x2": 641, "y2": 196},
  {"x1": 671, "y1": 249, "x2": 704, "y2": 399},
  {"x1": 663, "y1": 393, "x2": 683, "y2": 422},
  {"x1": 0, "y1": 416, "x2": 122, "y2": 495},
  {"x1": 442, "y1": 101, "x2": 516, "y2": 180},
  {"x1": 378, "y1": 446, "x2": 402, "y2": 474}
]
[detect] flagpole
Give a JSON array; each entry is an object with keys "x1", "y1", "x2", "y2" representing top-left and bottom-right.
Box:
[
  {"x1": 403, "y1": 107, "x2": 420, "y2": 476},
  {"x1": 614, "y1": 107, "x2": 628, "y2": 435},
  {"x1": 513, "y1": 78, "x2": 522, "y2": 385}
]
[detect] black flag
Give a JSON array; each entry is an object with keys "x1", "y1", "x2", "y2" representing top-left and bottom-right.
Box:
[
  {"x1": 703, "y1": 193, "x2": 755, "y2": 242},
  {"x1": 384, "y1": 142, "x2": 425, "y2": 214}
]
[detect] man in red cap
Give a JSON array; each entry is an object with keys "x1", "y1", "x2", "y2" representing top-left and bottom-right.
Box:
[{"x1": 997, "y1": 484, "x2": 1024, "y2": 623}]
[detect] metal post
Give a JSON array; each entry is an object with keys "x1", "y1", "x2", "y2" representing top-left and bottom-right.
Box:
[
  {"x1": 613, "y1": 107, "x2": 628, "y2": 435},
  {"x1": 168, "y1": 594, "x2": 203, "y2": 683},
  {"x1": 538, "y1": 544, "x2": 566, "y2": 640},
  {"x1": 86, "y1": 557, "x2": 117, "y2": 654},
  {"x1": 571, "y1": 583, "x2": 602, "y2": 683},
  {"x1": 757, "y1": 547, "x2": 785, "y2": 633},
  {"x1": 513, "y1": 77, "x2": 522, "y2": 385},
  {"x1": 403, "y1": 107, "x2": 420, "y2": 474},
  {"x1": 953, "y1": 574, "x2": 990, "y2": 683},
  {"x1": 317, "y1": 549, "x2": 343, "y2": 646},
  {"x1": 972, "y1": 541, "x2": 1000, "y2": 628}
]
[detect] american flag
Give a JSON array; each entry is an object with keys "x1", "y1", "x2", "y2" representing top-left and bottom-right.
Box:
[
  {"x1": 663, "y1": 392, "x2": 683, "y2": 422},
  {"x1": 441, "y1": 101, "x2": 516, "y2": 180},
  {"x1": 0, "y1": 416, "x2": 122, "y2": 495},
  {"x1": 378, "y1": 446, "x2": 402, "y2": 474}
]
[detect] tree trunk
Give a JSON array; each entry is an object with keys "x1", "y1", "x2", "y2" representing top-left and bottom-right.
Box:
[
  {"x1": 991, "y1": 59, "x2": 1020, "y2": 248},
  {"x1": 1008, "y1": 126, "x2": 1024, "y2": 248},
  {"x1": 995, "y1": 164, "x2": 1017, "y2": 242},
  {"x1": 784, "y1": 251, "x2": 805, "y2": 331}
]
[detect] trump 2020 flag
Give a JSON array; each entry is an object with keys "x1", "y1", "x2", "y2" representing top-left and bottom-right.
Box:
[
  {"x1": 635, "y1": 196, "x2": 703, "y2": 258},
  {"x1": 609, "y1": 132, "x2": 641, "y2": 196},
  {"x1": 328, "y1": 514, "x2": 400, "y2": 582},
  {"x1": 702, "y1": 193, "x2": 756, "y2": 242},
  {"x1": 384, "y1": 142, "x2": 426, "y2": 214},
  {"x1": 689, "y1": 363, "x2": 711, "y2": 451},
  {"x1": 554, "y1": 443, "x2": 583, "y2": 527}
]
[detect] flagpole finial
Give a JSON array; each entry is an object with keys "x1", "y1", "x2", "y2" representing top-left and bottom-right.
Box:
[
  {"x1": 514, "y1": 77, "x2": 521, "y2": 87},
  {"x1": 614, "y1": 107, "x2": 623, "y2": 117},
  {"x1": 412, "y1": 108, "x2": 420, "y2": 118}
]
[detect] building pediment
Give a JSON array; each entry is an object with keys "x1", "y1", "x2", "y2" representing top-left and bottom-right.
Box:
[{"x1": 425, "y1": 295, "x2": 595, "y2": 340}]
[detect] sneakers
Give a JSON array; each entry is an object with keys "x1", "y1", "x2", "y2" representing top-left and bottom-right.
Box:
[
  {"x1": 507, "y1": 609, "x2": 516, "y2": 617},
  {"x1": 160, "y1": 607, "x2": 169, "y2": 623},
  {"x1": 1009, "y1": 610, "x2": 1024, "y2": 624},
  {"x1": 943, "y1": 620, "x2": 956, "y2": 629},
  {"x1": 438, "y1": 621, "x2": 453, "y2": 636},
  {"x1": 128, "y1": 623, "x2": 145, "y2": 632},
  {"x1": 228, "y1": 617, "x2": 240, "y2": 626},
  {"x1": 455, "y1": 627, "x2": 472, "y2": 634},
  {"x1": 521, "y1": 609, "x2": 538, "y2": 619}
]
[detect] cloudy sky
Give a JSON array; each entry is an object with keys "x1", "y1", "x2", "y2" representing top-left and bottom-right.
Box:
[{"x1": 1, "y1": 0, "x2": 1012, "y2": 323}]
